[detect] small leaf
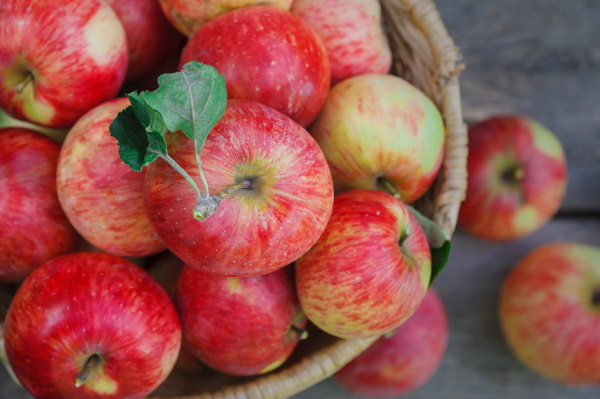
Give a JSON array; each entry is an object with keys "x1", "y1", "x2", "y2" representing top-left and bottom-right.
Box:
[
  {"x1": 109, "y1": 106, "x2": 159, "y2": 172},
  {"x1": 407, "y1": 205, "x2": 451, "y2": 286},
  {"x1": 141, "y1": 61, "x2": 227, "y2": 151}
]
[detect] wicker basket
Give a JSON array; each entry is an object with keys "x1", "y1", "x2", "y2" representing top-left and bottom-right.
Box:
[{"x1": 148, "y1": 0, "x2": 468, "y2": 398}]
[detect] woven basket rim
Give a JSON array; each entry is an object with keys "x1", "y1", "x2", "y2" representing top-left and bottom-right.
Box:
[{"x1": 148, "y1": 0, "x2": 467, "y2": 398}]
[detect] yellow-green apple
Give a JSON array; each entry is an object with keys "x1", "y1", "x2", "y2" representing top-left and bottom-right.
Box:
[
  {"x1": 57, "y1": 97, "x2": 166, "y2": 258},
  {"x1": 144, "y1": 99, "x2": 334, "y2": 277},
  {"x1": 458, "y1": 115, "x2": 567, "y2": 241},
  {"x1": 104, "y1": 0, "x2": 185, "y2": 82},
  {"x1": 179, "y1": 6, "x2": 330, "y2": 127},
  {"x1": 309, "y1": 73, "x2": 445, "y2": 203},
  {"x1": 295, "y1": 189, "x2": 432, "y2": 339},
  {"x1": 158, "y1": 0, "x2": 293, "y2": 36},
  {"x1": 0, "y1": 128, "x2": 80, "y2": 282},
  {"x1": 335, "y1": 288, "x2": 448, "y2": 397},
  {"x1": 0, "y1": 0, "x2": 128, "y2": 128},
  {"x1": 291, "y1": 0, "x2": 392, "y2": 85},
  {"x1": 499, "y1": 242, "x2": 600, "y2": 385},
  {"x1": 177, "y1": 264, "x2": 306, "y2": 376},
  {"x1": 3, "y1": 252, "x2": 182, "y2": 399}
]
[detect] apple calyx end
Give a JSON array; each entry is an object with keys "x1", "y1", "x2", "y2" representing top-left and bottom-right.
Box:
[{"x1": 75, "y1": 353, "x2": 102, "y2": 388}]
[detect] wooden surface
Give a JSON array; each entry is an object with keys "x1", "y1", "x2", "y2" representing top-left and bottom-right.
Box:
[{"x1": 1, "y1": 0, "x2": 599, "y2": 398}]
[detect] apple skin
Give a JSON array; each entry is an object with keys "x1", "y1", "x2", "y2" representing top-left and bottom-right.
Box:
[
  {"x1": 104, "y1": 0, "x2": 185, "y2": 82},
  {"x1": 57, "y1": 97, "x2": 166, "y2": 258},
  {"x1": 4, "y1": 252, "x2": 182, "y2": 399},
  {"x1": 0, "y1": 128, "x2": 80, "y2": 282},
  {"x1": 295, "y1": 189, "x2": 431, "y2": 339},
  {"x1": 158, "y1": 0, "x2": 293, "y2": 37},
  {"x1": 179, "y1": 6, "x2": 330, "y2": 128},
  {"x1": 499, "y1": 242, "x2": 600, "y2": 385},
  {"x1": 458, "y1": 115, "x2": 567, "y2": 241},
  {"x1": 177, "y1": 264, "x2": 306, "y2": 376},
  {"x1": 309, "y1": 73, "x2": 445, "y2": 203},
  {"x1": 334, "y1": 288, "x2": 448, "y2": 397},
  {"x1": 144, "y1": 99, "x2": 334, "y2": 277},
  {"x1": 291, "y1": 0, "x2": 392, "y2": 85},
  {"x1": 0, "y1": 0, "x2": 128, "y2": 128}
]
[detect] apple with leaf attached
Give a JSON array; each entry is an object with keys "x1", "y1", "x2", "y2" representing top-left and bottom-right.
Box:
[
  {"x1": 110, "y1": 61, "x2": 334, "y2": 277},
  {"x1": 3, "y1": 252, "x2": 181, "y2": 399},
  {"x1": 0, "y1": 0, "x2": 128, "y2": 128}
]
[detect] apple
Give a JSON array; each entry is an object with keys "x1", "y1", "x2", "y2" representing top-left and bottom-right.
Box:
[
  {"x1": 177, "y1": 264, "x2": 307, "y2": 376},
  {"x1": 179, "y1": 6, "x2": 330, "y2": 127},
  {"x1": 334, "y1": 288, "x2": 448, "y2": 397},
  {"x1": 57, "y1": 97, "x2": 166, "y2": 258},
  {"x1": 295, "y1": 189, "x2": 432, "y2": 339},
  {"x1": 0, "y1": 128, "x2": 80, "y2": 282},
  {"x1": 103, "y1": 0, "x2": 185, "y2": 82},
  {"x1": 308, "y1": 73, "x2": 445, "y2": 203},
  {"x1": 0, "y1": 0, "x2": 128, "y2": 128},
  {"x1": 458, "y1": 115, "x2": 567, "y2": 241},
  {"x1": 144, "y1": 99, "x2": 334, "y2": 277},
  {"x1": 291, "y1": 0, "x2": 392, "y2": 85},
  {"x1": 158, "y1": 0, "x2": 293, "y2": 37},
  {"x1": 499, "y1": 242, "x2": 600, "y2": 385},
  {"x1": 3, "y1": 252, "x2": 182, "y2": 399}
]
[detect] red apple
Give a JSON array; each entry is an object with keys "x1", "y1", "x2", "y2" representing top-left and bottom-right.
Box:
[
  {"x1": 458, "y1": 115, "x2": 567, "y2": 241},
  {"x1": 177, "y1": 264, "x2": 306, "y2": 376},
  {"x1": 0, "y1": 0, "x2": 128, "y2": 128},
  {"x1": 57, "y1": 97, "x2": 166, "y2": 258},
  {"x1": 144, "y1": 99, "x2": 334, "y2": 277},
  {"x1": 3, "y1": 252, "x2": 182, "y2": 399},
  {"x1": 309, "y1": 73, "x2": 445, "y2": 203},
  {"x1": 158, "y1": 0, "x2": 293, "y2": 36},
  {"x1": 179, "y1": 6, "x2": 330, "y2": 127},
  {"x1": 291, "y1": 0, "x2": 392, "y2": 85},
  {"x1": 0, "y1": 128, "x2": 80, "y2": 282},
  {"x1": 334, "y1": 288, "x2": 448, "y2": 397},
  {"x1": 104, "y1": 0, "x2": 185, "y2": 81},
  {"x1": 295, "y1": 189, "x2": 432, "y2": 339},
  {"x1": 499, "y1": 242, "x2": 600, "y2": 385}
]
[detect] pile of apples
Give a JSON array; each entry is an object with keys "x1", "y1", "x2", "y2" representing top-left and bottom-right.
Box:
[{"x1": 0, "y1": 0, "x2": 453, "y2": 398}]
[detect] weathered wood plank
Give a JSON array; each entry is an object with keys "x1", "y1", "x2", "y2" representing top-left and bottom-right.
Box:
[{"x1": 437, "y1": 0, "x2": 600, "y2": 213}]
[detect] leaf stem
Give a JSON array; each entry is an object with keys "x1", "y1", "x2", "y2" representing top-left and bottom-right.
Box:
[
  {"x1": 196, "y1": 150, "x2": 210, "y2": 199},
  {"x1": 156, "y1": 152, "x2": 203, "y2": 201}
]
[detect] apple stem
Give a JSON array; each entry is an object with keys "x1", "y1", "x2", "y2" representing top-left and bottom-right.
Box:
[
  {"x1": 501, "y1": 166, "x2": 525, "y2": 185},
  {"x1": 289, "y1": 325, "x2": 308, "y2": 341},
  {"x1": 75, "y1": 353, "x2": 102, "y2": 388},
  {"x1": 14, "y1": 72, "x2": 34, "y2": 94},
  {"x1": 377, "y1": 177, "x2": 401, "y2": 199},
  {"x1": 193, "y1": 179, "x2": 252, "y2": 221}
]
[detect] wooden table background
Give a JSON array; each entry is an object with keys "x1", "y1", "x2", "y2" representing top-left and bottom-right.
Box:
[{"x1": 1, "y1": 0, "x2": 599, "y2": 398}]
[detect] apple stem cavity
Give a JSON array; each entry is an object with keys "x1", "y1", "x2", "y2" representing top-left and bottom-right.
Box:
[
  {"x1": 289, "y1": 325, "x2": 309, "y2": 341},
  {"x1": 75, "y1": 353, "x2": 102, "y2": 388},
  {"x1": 14, "y1": 72, "x2": 34, "y2": 94},
  {"x1": 501, "y1": 166, "x2": 525, "y2": 185},
  {"x1": 592, "y1": 288, "x2": 600, "y2": 307},
  {"x1": 376, "y1": 177, "x2": 401, "y2": 199}
]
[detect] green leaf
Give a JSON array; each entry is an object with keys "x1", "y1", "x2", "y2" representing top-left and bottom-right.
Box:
[
  {"x1": 109, "y1": 106, "x2": 159, "y2": 172},
  {"x1": 407, "y1": 205, "x2": 452, "y2": 287},
  {"x1": 141, "y1": 61, "x2": 227, "y2": 151}
]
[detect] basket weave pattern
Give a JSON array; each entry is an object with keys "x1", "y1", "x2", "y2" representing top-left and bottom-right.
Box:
[{"x1": 149, "y1": 0, "x2": 467, "y2": 398}]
